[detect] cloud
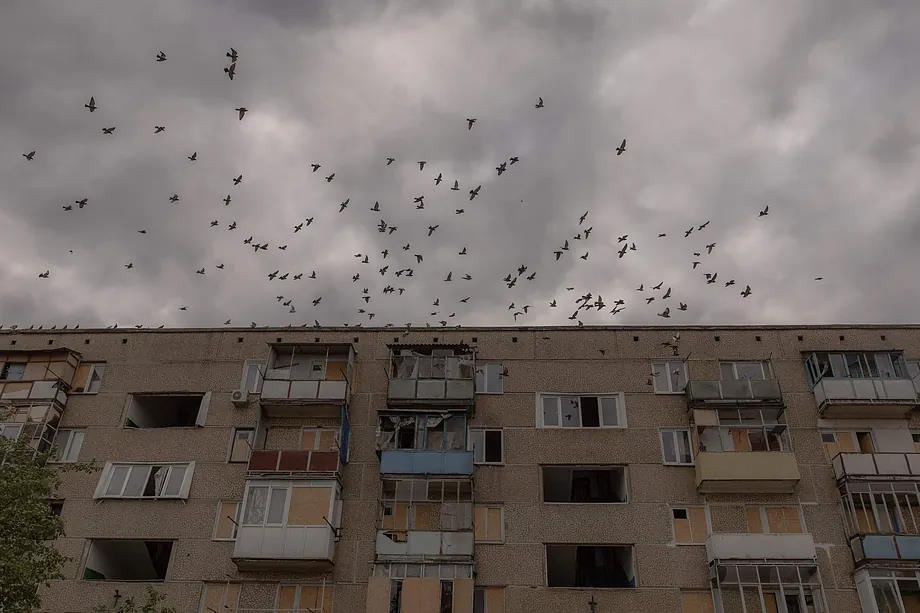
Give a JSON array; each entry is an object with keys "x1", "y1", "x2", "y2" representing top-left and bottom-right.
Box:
[{"x1": 1, "y1": 0, "x2": 918, "y2": 329}]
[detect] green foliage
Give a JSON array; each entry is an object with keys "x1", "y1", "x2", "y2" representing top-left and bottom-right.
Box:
[
  {"x1": 92, "y1": 586, "x2": 177, "y2": 613},
  {"x1": 0, "y1": 423, "x2": 95, "y2": 611}
]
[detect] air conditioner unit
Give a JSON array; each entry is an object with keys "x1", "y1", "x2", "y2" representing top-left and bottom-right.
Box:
[{"x1": 231, "y1": 389, "x2": 249, "y2": 406}]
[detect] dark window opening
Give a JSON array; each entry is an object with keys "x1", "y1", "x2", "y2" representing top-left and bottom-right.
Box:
[
  {"x1": 50, "y1": 501, "x2": 63, "y2": 516},
  {"x1": 546, "y1": 544, "x2": 635, "y2": 588},
  {"x1": 389, "y1": 580, "x2": 402, "y2": 613},
  {"x1": 440, "y1": 580, "x2": 453, "y2": 613},
  {"x1": 484, "y1": 431, "x2": 502, "y2": 462},
  {"x1": 542, "y1": 466, "x2": 627, "y2": 503},
  {"x1": 397, "y1": 421, "x2": 417, "y2": 449},
  {"x1": 83, "y1": 540, "x2": 173, "y2": 581},
  {"x1": 580, "y1": 397, "x2": 600, "y2": 427},
  {"x1": 124, "y1": 394, "x2": 209, "y2": 428}
]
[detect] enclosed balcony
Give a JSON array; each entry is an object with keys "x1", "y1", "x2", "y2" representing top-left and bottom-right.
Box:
[
  {"x1": 805, "y1": 351, "x2": 919, "y2": 418},
  {"x1": 706, "y1": 533, "x2": 817, "y2": 563},
  {"x1": 833, "y1": 452, "x2": 920, "y2": 482},
  {"x1": 686, "y1": 379, "x2": 783, "y2": 408},
  {"x1": 377, "y1": 412, "x2": 472, "y2": 475},
  {"x1": 839, "y1": 477, "x2": 920, "y2": 566},
  {"x1": 248, "y1": 449, "x2": 341, "y2": 476},
  {"x1": 232, "y1": 479, "x2": 341, "y2": 571},
  {"x1": 387, "y1": 345, "x2": 475, "y2": 407},
  {"x1": 258, "y1": 344, "x2": 354, "y2": 416},
  {"x1": 710, "y1": 562, "x2": 827, "y2": 613}
]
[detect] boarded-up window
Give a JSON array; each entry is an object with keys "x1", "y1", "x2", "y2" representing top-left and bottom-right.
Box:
[
  {"x1": 277, "y1": 584, "x2": 334, "y2": 613},
  {"x1": 303, "y1": 428, "x2": 337, "y2": 451},
  {"x1": 747, "y1": 506, "x2": 803, "y2": 534},
  {"x1": 287, "y1": 486, "x2": 333, "y2": 526},
  {"x1": 200, "y1": 582, "x2": 240, "y2": 613},
  {"x1": 473, "y1": 506, "x2": 503, "y2": 543},
  {"x1": 673, "y1": 508, "x2": 707, "y2": 544},
  {"x1": 230, "y1": 428, "x2": 254, "y2": 462},
  {"x1": 402, "y1": 578, "x2": 441, "y2": 613},
  {"x1": 473, "y1": 587, "x2": 505, "y2": 613},
  {"x1": 213, "y1": 500, "x2": 240, "y2": 540},
  {"x1": 681, "y1": 590, "x2": 715, "y2": 613}
]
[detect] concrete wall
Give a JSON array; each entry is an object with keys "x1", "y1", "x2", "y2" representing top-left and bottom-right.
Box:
[{"x1": 2, "y1": 325, "x2": 915, "y2": 611}]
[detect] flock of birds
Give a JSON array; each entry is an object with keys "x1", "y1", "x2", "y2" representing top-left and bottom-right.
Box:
[{"x1": 9, "y1": 48, "x2": 826, "y2": 332}]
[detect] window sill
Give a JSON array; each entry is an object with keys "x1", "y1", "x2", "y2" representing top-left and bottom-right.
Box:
[
  {"x1": 473, "y1": 462, "x2": 505, "y2": 466},
  {"x1": 653, "y1": 390, "x2": 685, "y2": 395},
  {"x1": 474, "y1": 540, "x2": 505, "y2": 545},
  {"x1": 662, "y1": 462, "x2": 695, "y2": 467},
  {"x1": 537, "y1": 426, "x2": 626, "y2": 430},
  {"x1": 70, "y1": 391, "x2": 100, "y2": 395},
  {"x1": 673, "y1": 542, "x2": 706, "y2": 546},
  {"x1": 542, "y1": 501, "x2": 629, "y2": 506},
  {"x1": 474, "y1": 392, "x2": 504, "y2": 395}
]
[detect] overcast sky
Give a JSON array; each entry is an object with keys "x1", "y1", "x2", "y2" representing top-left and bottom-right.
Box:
[{"x1": 1, "y1": 0, "x2": 918, "y2": 329}]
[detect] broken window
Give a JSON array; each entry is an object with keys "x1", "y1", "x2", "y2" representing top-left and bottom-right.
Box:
[
  {"x1": 698, "y1": 408, "x2": 789, "y2": 453},
  {"x1": 71, "y1": 362, "x2": 105, "y2": 393},
  {"x1": 398, "y1": 416, "x2": 418, "y2": 449},
  {"x1": 542, "y1": 466, "x2": 627, "y2": 503},
  {"x1": 473, "y1": 506, "x2": 503, "y2": 543},
  {"x1": 50, "y1": 428, "x2": 85, "y2": 462},
  {"x1": 805, "y1": 351, "x2": 907, "y2": 385},
  {"x1": 213, "y1": 500, "x2": 241, "y2": 540},
  {"x1": 95, "y1": 462, "x2": 194, "y2": 499},
  {"x1": 746, "y1": 506, "x2": 804, "y2": 534},
  {"x1": 539, "y1": 394, "x2": 624, "y2": 428},
  {"x1": 469, "y1": 429, "x2": 503, "y2": 464},
  {"x1": 720, "y1": 361, "x2": 772, "y2": 381},
  {"x1": 82, "y1": 540, "x2": 173, "y2": 581},
  {"x1": 200, "y1": 583, "x2": 240, "y2": 613},
  {"x1": 546, "y1": 544, "x2": 635, "y2": 588},
  {"x1": 661, "y1": 429, "x2": 693, "y2": 465},
  {"x1": 123, "y1": 393, "x2": 211, "y2": 428},
  {"x1": 673, "y1": 507, "x2": 707, "y2": 544},
  {"x1": 475, "y1": 364, "x2": 504, "y2": 394},
  {"x1": 229, "y1": 428, "x2": 254, "y2": 462},
  {"x1": 241, "y1": 483, "x2": 334, "y2": 528},
  {"x1": 240, "y1": 359, "x2": 265, "y2": 393},
  {"x1": 652, "y1": 360, "x2": 687, "y2": 393},
  {"x1": 0, "y1": 362, "x2": 26, "y2": 381},
  {"x1": 440, "y1": 580, "x2": 453, "y2": 613},
  {"x1": 378, "y1": 414, "x2": 466, "y2": 451}
]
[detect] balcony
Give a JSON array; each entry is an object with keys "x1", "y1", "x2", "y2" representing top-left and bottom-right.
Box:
[
  {"x1": 233, "y1": 524, "x2": 337, "y2": 571},
  {"x1": 849, "y1": 534, "x2": 920, "y2": 565},
  {"x1": 375, "y1": 530, "x2": 473, "y2": 561},
  {"x1": 696, "y1": 451, "x2": 800, "y2": 493},
  {"x1": 706, "y1": 533, "x2": 817, "y2": 562},
  {"x1": 686, "y1": 379, "x2": 783, "y2": 408},
  {"x1": 833, "y1": 452, "x2": 920, "y2": 481},
  {"x1": 0, "y1": 379, "x2": 67, "y2": 404},
  {"x1": 812, "y1": 377, "x2": 918, "y2": 418},
  {"x1": 248, "y1": 449, "x2": 341, "y2": 476},
  {"x1": 387, "y1": 346, "x2": 475, "y2": 407},
  {"x1": 258, "y1": 344, "x2": 353, "y2": 416},
  {"x1": 379, "y1": 450, "x2": 474, "y2": 476}
]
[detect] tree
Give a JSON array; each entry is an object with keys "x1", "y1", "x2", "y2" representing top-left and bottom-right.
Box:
[
  {"x1": 92, "y1": 587, "x2": 177, "y2": 613},
  {"x1": 0, "y1": 426, "x2": 93, "y2": 611}
]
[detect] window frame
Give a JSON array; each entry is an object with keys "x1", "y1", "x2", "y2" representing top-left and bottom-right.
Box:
[
  {"x1": 49, "y1": 428, "x2": 85, "y2": 463},
  {"x1": 199, "y1": 582, "x2": 241, "y2": 613},
  {"x1": 228, "y1": 427, "x2": 255, "y2": 463},
  {"x1": 240, "y1": 481, "x2": 337, "y2": 529},
  {"x1": 212, "y1": 500, "x2": 242, "y2": 541},
  {"x1": 746, "y1": 504, "x2": 805, "y2": 535},
  {"x1": 468, "y1": 428, "x2": 504, "y2": 464},
  {"x1": 475, "y1": 363, "x2": 504, "y2": 394},
  {"x1": 651, "y1": 360, "x2": 687, "y2": 394},
  {"x1": 541, "y1": 465, "x2": 629, "y2": 504},
  {"x1": 672, "y1": 506, "x2": 709, "y2": 545},
  {"x1": 660, "y1": 429, "x2": 694, "y2": 465},
  {"x1": 0, "y1": 361, "x2": 27, "y2": 381},
  {"x1": 378, "y1": 413, "x2": 467, "y2": 451},
  {"x1": 536, "y1": 393, "x2": 626, "y2": 429},
  {"x1": 544, "y1": 543, "x2": 636, "y2": 588},
  {"x1": 473, "y1": 505, "x2": 505, "y2": 543},
  {"x1": 94, "y1": 462, "x2": 195, "y2": 500},
  {"x1": 275, "y1": 583, "x2": 333, "y2": 613},
  {"x1": 720, "y1": 360, "x2": 773, "y2": 381},
  {"x1": 0, "y1": 423, "x2": 23, "y2": 441},
  {"x1": 240, "y1": 359, "x2": 265, "y2": 394},
  {"x1": 71, "y1": 362, "x2": 106, "y2": 394}
]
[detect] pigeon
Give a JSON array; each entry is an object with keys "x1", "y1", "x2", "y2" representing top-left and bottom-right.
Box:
[
  {"x1": 653, "y1": 282, "x2": 663, "y2": 290},
  {"x1": 496, "y1": 162, "x2": 507, "y2": 176},
  {"x1": 224, "y1": 63, "x2": 236, "y2": 80},
  {"x1": 684, "y1": 227, "x2": 693, "y2": 238},
  {"x1": 309, "y1": 271, "x2": 316, "y2": 279},
  {"x1": 385, "y1": 157, "x2": 395, "y2": 166},
  {"x1": 310, "y1": 163, "x2": 321, "y2": 172},
  {"x1": 137, "y1": 229, "x2": 146, "y2": 234},
  {"x1": 268, "y1": 270, "x2": 279, "y2": 280},
  {"x1": 325, "y1": 173, "x2": 335, "y2": 182},
  {"x1": 305, "y1": 217, "x2": 314, "y2": 226},
  {"x1": 509, "y1": 156, "x2": 519, "y2": 165},
  {"x1": 243, "y1": 236, "x2": 253, "y2": 244},
  {"x1": 124, "y1": 262, "x2": 134, "y2": 269},
  {"x1": 724, "y1": 280, "x2": 736, "y2": 287},
  {"x1": 102, "y1": 127, "x2": 115, "y2": 134},
  {"x1": 228, "y1": 222, "x2": 237, "y2": 230},
  {"x1": 663, "y1": 287, "x2": 671, "y2": 299},
  {"x1": 583, "y1": 226, "x2": 593, "y2": 238},
  {"x1": 679, "y1": 302, "x2": 688, "y2": 311},
  {"x1": 462, "y1": 274, "x2": 472, "y2": 280},
  {"x1": 210, "y1": 219, "x2": 219, "y2": 227},
  {"x1": 294, "y1": 222, "x2": 303, "y2": 232},
  {"x1": 188, "y1": 152, "x2": 197, "y2": 161},
  {"x1": 62, "y1": 204, "x2": 73, "y2": 211},
  {"x1": 196, "y1": 268, "x2": 205, "y2": 275},
  {"x1": 658, "y1": 233, "x2": 667, "y2": 238},
  {"x1": 459, "y1": 247, "x2": 467, "y2": 255},
  {"x1": 293, "y1": 273, "x2": 302, "y2": 280},
  {"x1": 549, "y1": 299, "x2": 557, "y2": 307},
  {"x1": 85, "y1": 96, "x2": 97, "y2": 112},
  {"x1": 451, "y1": 180, "x2": 460, "y2": 191},
  {"x1": 759, "y1": 205, "x2": 769, "y2": 217},
  {"x1": 698, "y1": 220, "x2": 711, "y2": 230},
  {"x1": 75, "y1": 198, "x2": 88, "y2": 208},
  {"x1": 617, "y1": 244, "x2": 628, "y2": 258},
  {"x1": 235, "y1": 107, "x2": 248, "y2": 120},
  {"x1": 580, "y1": 252, "x2": 589, "y2": 260},
  {"x1": 216, "y1": 264, "x2": 224, "y2": 269},
  {"x1": 814, "y1": 277, "x2": 824, "y2": 281},
  {"x1": 427, "y1": 225, "x2": 439, "y2": 236},
  {"x1": 706, "y1": 243, "x2": 716, "y2": 254},
  {"x1": 646, "y1": 297, "x2": 655, "y2": 304},
  {"x1": 617, "y1": 235, "x2": 628, "y2": 243},
  {"x1": 179, "y1": 306, "x2": 188, "y2": 311},
  {"x1": 154, "y1": 126, "x2": 165, "y2": 133},
  {"x1": 418, "y1": 161, "x2": 426, "y2": 171},
  {"x1": 233, "y1": 174, "x2": 242, "y2": 185},
  {"x1": 460, "y1": 296, "x2": 471, "y2": 303},
  {"x1": 435, "y1": 173, "x2": 443, "y2": 185},
  {"x1": 227, "y1": 48, "x2": 238, "y2": 62},
  {"x1": 223, "y1": 195, "x2": 231, "y2": 206},
  {"x1": 535, "y1": 97, "x2": 544, "y2": 108},
  {"x1": 170, "y1": 194, "x2": 180, "y2": 203},
  {"x1": 469, "y1": 185, "x2": 481, "y2": 200},
  {"x1": 579, "y1": 211, "x2": 589, "y2": 225},
  {"x1": 636, "y1": 284, "x2": 644, "y2": 291},
  {"x1": 22, "y1": 150, "x2": 36, "y2": 160},
  {"x1": 156, "y1": 51, "x2": 167, "y2": 62},
  {"x1": 467, "y1": 118, "x2": 476, "y2": 130},
  {"x1": 339, "y1": 199, "x2": 349, "y2": 212},
  {"x1": 224, "y1": 319, "x2": 232, "y2": 325},
  {"x1": 554, "y1": 250, "x2": 563, "y2": 261},
  {"x1": 444, "y1": 272, "x2": 452, "y2": 282},
  {"x1": 616, "y1": 138, "x2": 626, "y2": 155},
  {"x1": 414, "y1": 195, "x2": 425, "y2": 205},
  {"x1": 658, "y1": 308, "x2": 670, "y2": 318},
  {"x1": 455, "y1": 209, "x2": 464, "y2": 215},
  {"x1": 706, "y1": 273, "x2": 718, "y2": 284},
  {"x1": 371, "y1": 201, "x2": 380, "y2": 212},
  {"x1": 741, "y1": 285, "x2": 752, "y2": 297},
  {"x1": 692, "y1": 261, "x2": 701, "y2": 269}
]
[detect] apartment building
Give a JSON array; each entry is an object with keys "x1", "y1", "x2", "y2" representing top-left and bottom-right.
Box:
[{"x1": 2, "y1": 325, "x2": 920, "y2": 612}]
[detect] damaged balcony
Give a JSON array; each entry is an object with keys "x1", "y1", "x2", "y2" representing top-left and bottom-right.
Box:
[
  {"x1": 805, "y1": 351, "x2": 919, "y2": 418},
  {"x1": 387, "y1": 345, "x2": 475, "y2": 407},
  {"x1": 686, "y1": 379, "x2": 783, "y2": 408},
  {"x1": 232, "y1": 479, "x2": 342, "y2": 571},
  {"x1": 375, "y1": 477, "x2": 474, "y2": 563},
  {"x1": 706, "y1": 533, "x2": 818, "y2": 563},
  {"x1": 258, "y1": 344, "x2": 354, "y2": 416},
  {"x1": 377, "y1": 412, "x2": 473, "y2": 476}
]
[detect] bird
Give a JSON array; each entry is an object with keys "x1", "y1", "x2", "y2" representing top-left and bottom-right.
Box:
[
  {"x1": 325, "y1": 173, "x2": 335, "y2": 182},
  {"x1": 209, "y1": 220, "x2": 219, "y2": 227},
  {"x1": 444, "y1": 272, "x2": 452, "y2": 282},
  {"x1": 724, "y1": 279, "x2": 736, "y2": 287},
  {"x1": 310, "y1": 163, "x2": 321, "y2": 172},
  {"x1": 279, "y1": 273, "x2": 289, "y2": 280},
  {"x1": 124, "y1": 262, "x2": 134, "y2": 269},
  {"x1": 549, "y1": 299, "x2": 557, "y2": 307},
  {"x1": 370, "y1": 201, "x2": 380, "y2": 212},
  {"x1": 561, "y1": 240, "x2": 570, "y2": 251},
  {"x1": 653, "y1": 282, "x2": 663, "y2": 290},
  {"x1": 233, "y1": 174, "x2": 242, "y2": 185},
  {"x1": 309, "y1": 271, "x2": 316, "y2": 279},
  {"x1": 414, "y1": 195, "x2": 425, "y2": 205},
  {"x1": 462, "y1": 274, "x2": 472, "y2": 280},
  {"x1": 814, "y1": 277, "x2": 824, "y2": 281},
  {"x1": 196, "y1": 268, "x2": 205, "y2": 275},
  {"x1": 646, "y1": 297, "x2": 656, "y2": 304},
  {"x1": 509, "y1": 156, "x2": 520, "y2": 165},
  {"x1": 235, "y1": 107, "x2": 248, "y2": 120},
  {"x1": 339, "y1": 199, "x2": 349, "y2": 212},
  {"x1": 535, "y1": 97, "x2": 544, "y2": 108},
  {"x1": 305, "y1": 217, "x2": 314, "y2": 226},
  {"x1": 415, "y1": 254, "x2": 424, "y2": 263},
  {"x1": 62, "y1": 205, "x2": 73, "y2": 211},
  {"x1": 580, "y1": 252, "x2": 589, "y2": 260},
  {"x1": 293, "y1": 273, "x2": 302, "y2": 280},
  {"x1": 227, "y1": 48, "x2": 238, "y2": 62},
  {"x1": 658, "y1": 233, "x2": 667, "y2": 238},
  {"x1": 617, "y1": 235, "x2": 628, "y2": 243},
  {"x1": 692, "y1": 261, "x2": 701, "y2": 269},
  {"x1": 706, "y1": 273, "x2": 718, "y2": 284},
  {"x1": 188, "y1": 152, "x2": 197, "y2": 161},
  {"x1": 616, "y1": 138, "x2": 626, "y2": 155},
  {"x1": 224, "y1": 63, "x2": 236, "y2": 80},
  {"x1": 156, "y1": 51, "x2": 167, "y2": 62},
  {"x1": 684, "y1": 227, "x2": 694, "y2": 238},
  {"x1": 698, "y1": 220, "x2": 711, "y2": 230},
  {"x1": 216, "y1": 264, "x2": 224, "y2": 269},
  {"x1": 663, "y1": 287, "x2": 672, "y2": 299},
  {"x1": 467, "y1": 118, "x2": 476, "y2": 130},
  {"x1": 706, "y1": 243, "x2": 716, "y2": 254},
  {"x1": 243, "y1": 236, "x2": 253, "y2": 244},
  {"x1": 224, "y1": 319, "x2": 231, "y2": 325},
  {"x1": 102, "y1": 127, "x2": 115, "y2": 134},
  {"x1": 418, "y1": 161, "x2": 426, "y2": 171},
  {"x1": 268, "y1": 270, "x2": 279, "y2": 280},
  {"x1": 179, "y1": 306, "x2": 188, "y2": 311},
  {"x1": 435, "y1": 173, "x2": 443, "y2": 185},
  {"x1": 759, "y1": 205, "x2": 769, "y2": 217},
  {"x1": 496, "y1": 162, "x2": 507, "y2": 176},
  {"x1": 460, "y1": 296, "x2": 471, "y2": 303},
  {"x1": 554, "y1": 250, "x2": 563, "y2": 261},
  {"x1": 526, "y1": 272, "x2": 536, "y2": 281},
  {"x1": 223, "y1": 195, "x2": 231, "y2": 206},
  {"x1": 455, "y1": 209, "x2": 464, "y2": 215},
  {"x1": 154, "y1": 126, "x2": 165, "y2": 133},
  {"x1": 579, "y1": 211, "x2": 589, "y2": 225},
  {"x1": 294, "y1": 222, "x2": 303, "y2": 232},
  {"x1": 169, "y1": 194, "x2": 180, "y2": 203},
  {"x1": 459, "y1": 247, "x2": 467, "y2": 255},
  {"x1": 617, "y1": 244, "x2": 628, "y2": 258},
  {"x1": 228, "y1": 222, "x2": 237, "y2": 230},
  {"x1": 22, "y1": 150, "x2": 36, "y2": 160},
  {"x1": 741, "y1": 285, "x2": 752, "y2": 297},
  {"x1": 85, "y1": 96, "x2": 97, "y2": 112},
  {"x1": 658, "y1": 308, "x2": 671, "y2": 318},
  {"x1": 136, "y1": 229, "x2": 146, "y2": 234},
  {"x1": 451, "y1": 180, "x2": 460, "y2": 191},
  {"x1": 469, "y1": 185, "x2": 481, "y2": 200},
  {"x1": 636, "y1": 284, "x2": 644, "y2": 291},
  {"x1": 385, "y1": 157, "x2": 395, "y2": 166},
  {"x1": 75, "y1": 198, "x2": 88, "y2": 208},
  {"x1": 679, "y1": 302, "x2": 688, "y2": 311}
]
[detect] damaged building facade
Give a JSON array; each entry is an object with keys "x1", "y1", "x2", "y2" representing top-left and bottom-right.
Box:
[{"x1": 3, "y1": 325, "x2": 920, "y2": 612}]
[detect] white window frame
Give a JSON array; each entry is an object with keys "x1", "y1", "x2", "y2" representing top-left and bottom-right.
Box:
[
  {"x1": 474, "y1": 505, "x2": 505, "y2": 543},
  {"x1": 720, "y1": 360, "x2": 773, "y2": 381},
  {"x1": 660, "y1": 429, "x2": 693, "y2": 465},
  {"x1": 475, "y1": 363, "x2": 504, "y2": 394},
  {"x1": 93, "y1": 462, "x2": 195, "y2": 500},
  {"x1": 240, "y1": 481, "x2": 337, "y2": 529},
  {"x1": 228, "y1": 427, "x2": 255, "y2": 463},
  {"x1": 537, "y1": 393, "x2": 626, "y2": 429},
  {"x1": 49, "y1": 428, "x2": 85, "y2": 463},
  {"x1": 240, "y1": 359, "x2": 265, "y2": 394},
  {"x1": 651, "y1": 360, "x2": 687, "y2": 394},
  {"x1": 212, "y1": 500, "x2": 242, "y2": 541},
  {"x1": 468, "y1": 428, "x2": 504, "y2": 464},
  {"x1": 72, "y1": 363, "x2": 106, "y2": 394},
  {"x1": 199, "y1": 583, "x2": 241, "y2": 613}
]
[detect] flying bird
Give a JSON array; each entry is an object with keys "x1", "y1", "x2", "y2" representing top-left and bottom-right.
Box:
[
  {"x1": 169, "y1": 194, "x2": 180, "y2": 203},
  {"x1": 724, "y1": 280, "x2": 736, "y2": 287},
  {"x1": 154, "y1": 126, "x2": 165, "y2": 133},
  {"x1": 188, "y1": 152, "x2": 197, "y2": 161},
  {"x1": 209, "y1": 220, "x2": 218, "y2": 227},
  {"x1": 85, "y1": 96, "x2": 97, "y2": 112},
  {"x1": 386, "y1": 157, "x2": 395, "y2": 165},
  {"x1": 467, "y1": 118, "x2": 476, "y2": 130},
  {"x1": 23, "y1": 150, "x2": 36, "y2": 160},
  {"x1": 455, "y1": 209, "x2": 464, "y2": 215},
  {"x1": 616, "y1": 138, "x2": 626, "y2": 155},
  {"x1": 658, "y1": 308, "x2": 671, "y2": 319},
  {"x1": 451, "y1": 180, "x2": 460, "y2": 191},
  {"x1": 75, "y1": 198, "x2": 88, "y2": 208},
  {"x1": 469, "y1": 185, "x2": 481, "y2": 200},
  {"x1": 38, "y1": 270, "x2": 50, "y2": 278},
  {"x1": 310, "y1": 163, "x2": 321, "y2": 172},
  {"x1": 102, "y1": 127, "x2": 115, "y2": 134},
  {"x1": 496, "y1": 162, "x2": 507, "y2": 176},
  {"x1": 233, "y1": 174, "x2": 242, "y2": 185},
  {"x1": 579, "y1": 211, "x2": 589, "y2": 225},
  {"x1": 196, "y1": 268, "x2": 205, "y2": 275},
  {"x1": 435, "y1": 173, "x2": 442, "y2": 185},
  {"x1": 223, "y1": 194, "x2": 231, "y2": 206},
  {"x1": 580, "y1": 252, "x2": 589, "y2": 260},
  {"x1": 679, "y1": 302, "x2": 688, "y2": 311},
  {"x1": 653, "y1": 282, "x2": 663, "y2": 290},
  {"x1": 459, "y1": 247, "x2": 467, "y2": 255},
  {"x1": 224, "y1": 63, "x2": 236, "y2": 80},
  {"x1": 705, "y1": 242, "x2": 716, "y2": 254},
  {"x1": 741, "y1": 285, "x2": 752, "y2": 297},
  {"x1": 698, "y1": 220, "x2": 711, "y2": 230},
  {"x1": 371, "y1": 201, "x2": 380, "y2": 212},
  {"x1": 325, "y1": 173, "x2": 335, "y2": 182},
  {"x1": 339, "y1": 199, "x2": 349, "y2": 212},
  {"x1": 418, "y1": 161, "x2": 427, "y2": 171},
  {"x1": 124, "y1": 262, "x2": 134, "y2": 269},
  {"x1": 227, "y1": 48, "x2": 238, "y2": 62},
  {"x1": 759, "y1": 205, "x2": 769, "y2": 217},
  {"x1": 156, "y1": 51, "x2": 167, "y2": 62},
  {"x1": 535, "y1": 97, "x2": 544, "y2": 108},
  {"x1": 235, "y1": 107, "x2": 248, "y2": 120}
]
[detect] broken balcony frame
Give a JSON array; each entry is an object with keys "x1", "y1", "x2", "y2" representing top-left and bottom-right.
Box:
[
  {"x1": 387, "y1": 344, "x2": 475, "y2": 406},
  {"x1": 258, "y1": 343, "x2": 355, "y2": 408}
]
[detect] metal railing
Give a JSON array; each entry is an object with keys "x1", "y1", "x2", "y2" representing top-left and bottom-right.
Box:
[{"x1": 687, "y1": 379, "x2": 783, "y2": 403}]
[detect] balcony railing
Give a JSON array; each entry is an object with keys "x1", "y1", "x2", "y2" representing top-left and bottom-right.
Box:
[
  {"x1": 706, "y1": 533, "x2": 817, "y2": 562},
  {"x1": 687, "y1": 379, "x2": 783, "y2": 405},
  {"x1": 850, "y1": 534, "x2": 920, "y2": 564},
  {"x1": 260, "y1": 379, "x2": 348, "y2": 403},
  {"x1": 833, "y1": 452, "x2": 920, "y2": 481},
  {"x1": 812, "y1": 377, "x2": 918, "y2": 418},
  {"x1": 695, "y1": 451, "x2": 800, "y2": 493},
  {"x1": 232, "y1": 524, "x2": 337, "y2": 571},
  {"x1": 379, "y1": 450, "x2": 474, "y2": 475},
  {"x1": 248, "y1": 449, "x2": 341, "y2": 475},
  {"x1": 375, "y1": 530, "x2": 474, "y2": 560},
  {"x1": 0, "y1": 379, "x2": 68, "y2": 404}
]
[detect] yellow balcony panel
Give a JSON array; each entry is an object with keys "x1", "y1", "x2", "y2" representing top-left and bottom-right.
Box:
[{"x1": 695, "y1": 451, "x2": 800, "y2": 494}]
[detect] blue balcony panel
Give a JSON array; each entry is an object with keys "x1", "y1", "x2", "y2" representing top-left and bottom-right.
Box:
[{"x1": 379, "y1": 450, "x2": 474, "y2": 475}]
